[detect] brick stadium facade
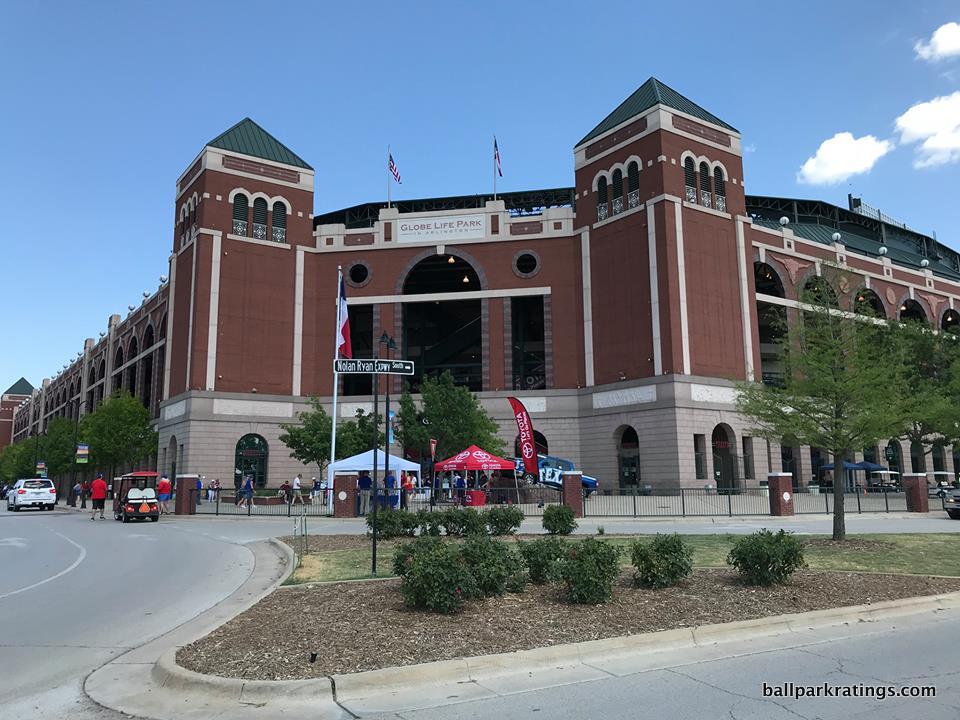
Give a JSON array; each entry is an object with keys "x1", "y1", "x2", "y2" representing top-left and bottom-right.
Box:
[{"x1": 12, "y1": 77, "x2": 960, "y2": 490}]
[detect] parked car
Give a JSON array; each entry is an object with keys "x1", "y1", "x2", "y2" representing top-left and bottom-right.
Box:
[
  {"x1": 943, "y1": 489, "x2": 960, "y2": 519},
  {"x1": 6, "y1": 478, "x2": 57, "y2": 511},
  {"x1": 514, "y1": 455, "x2": 599, "y2": 496},
  {"x1": 928, "y1": 471, "x2": 952, "y2": 499}
]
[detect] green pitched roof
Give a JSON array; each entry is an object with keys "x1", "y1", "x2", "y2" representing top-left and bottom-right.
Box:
[
  {"x1": 577, "y1": 77, "x2": 738, "y2": 147},
  {"x1": 4, "y1": 378, "x2": 33, "y2": 396},
  {"x1": 207, "y1": 118, "x2": 313, "y2": 170}
]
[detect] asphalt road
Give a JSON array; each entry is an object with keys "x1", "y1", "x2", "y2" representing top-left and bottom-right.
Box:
[
  {"x1": 362, "y1": 612, "x2": 960, "y2": 720},
  {"x1": 0, "y1": 507, "x2": 254, "y2": 719}
]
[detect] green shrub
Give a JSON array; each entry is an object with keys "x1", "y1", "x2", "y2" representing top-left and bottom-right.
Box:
[
  {"x1": 460, "y1": 535, "x2": 527, "y2": 596},
  {"x1": 517, "y1": 537, "x2": 568, "y2": 583},
  {"x1": 484, "y1": 506, "x2": 525, "y2": 535},
  {"x1": 630, "y1": 534, "x2": 693, "y2": 588},
  {"x1": 392, "y1": 535, "x2": 444, "y2": 577},
  {"x1": 726, "y1": 529, "x2": 806, "y2": 586},
  {"x1": 367, "y1": 507, "x2": 412, "y2": 539},
  {"x1": 557, "y1": 538, "x2": 621, "y2": 604},
  {"x1": 441, "y1": 507, "x2": 486, "y2": 536},
  {"x1": 542, "y1": 505, "x2": 577, "y2": 535},
  {"x1": 416, "y1": 509, "x2": 444, "y2": 536},
  {"x1": 400, "y1": 541, "x2": 478, "y2": 613}
]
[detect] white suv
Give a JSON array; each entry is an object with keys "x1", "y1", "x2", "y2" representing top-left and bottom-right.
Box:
[{"x1": 6, "y1": 479, "x2": 57, "y2": 511}]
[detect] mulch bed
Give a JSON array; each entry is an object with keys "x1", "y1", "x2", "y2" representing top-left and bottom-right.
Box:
[{"x1": 177, "y1": 568, "x2": 960, "y2": 681}]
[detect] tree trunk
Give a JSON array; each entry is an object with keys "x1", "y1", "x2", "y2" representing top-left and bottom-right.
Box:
[{"x1": 832, "y1": 449, "x2": 847, "y2": 541}]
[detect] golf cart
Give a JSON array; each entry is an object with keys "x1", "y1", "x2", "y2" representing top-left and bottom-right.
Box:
[
  {"x1": 113, "y1": 471, "x2": 160, "y2": 523},
  {"x1": 928, "y1": 471, "x2": 952, "y2": 499}
]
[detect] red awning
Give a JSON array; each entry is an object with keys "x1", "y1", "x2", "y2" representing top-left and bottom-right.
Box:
[
  {"x1": 435, "y1": 445, "x2": 516, "y2": 472},
  {"x1": 121, "y1": 471, "x2": 160, "y2": 479}
]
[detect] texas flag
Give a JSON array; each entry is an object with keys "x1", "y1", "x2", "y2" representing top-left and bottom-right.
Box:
[{"x1": 337, "y1": 274, "x2": 352, "y2": 358}]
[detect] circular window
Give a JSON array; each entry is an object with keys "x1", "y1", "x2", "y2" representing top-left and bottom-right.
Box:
[
  {"x1": 513, "y1": 251, "x2": 540, "y2": 278},
  {"x1": 347, "y1": 262, "x2": 370, "y2": 287}
]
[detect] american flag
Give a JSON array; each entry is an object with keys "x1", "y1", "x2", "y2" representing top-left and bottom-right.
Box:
[
  {"x1": 494, "y1": 137, "x2": 502, "y2": 177},
  {"x1": 389, "y1": 153, "x2": 401, "y2": 184}
]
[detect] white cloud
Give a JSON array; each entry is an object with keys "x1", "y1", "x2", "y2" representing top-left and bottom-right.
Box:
[
  {"x1": 895, "y1": 91, "x2": 960, "y2": 167},
  {"x1": 915, "y1": 21, "x2": 960, "y2": 61},
  {"x1": 797, "y1": 132, "x2": 893, "y2": 185}
]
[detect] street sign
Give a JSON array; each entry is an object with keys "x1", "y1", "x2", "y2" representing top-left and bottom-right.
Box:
[
  {"x1": 334, "y1": 358, "x2": 415, "y2": 375},
  {"x1": 884, "y1": 445, "x2": 896, "y2": 462}
]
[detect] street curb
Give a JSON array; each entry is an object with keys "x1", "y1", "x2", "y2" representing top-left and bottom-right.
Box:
[{"x1": 327, "y1": 589, "x2": 960, "y2": 703}]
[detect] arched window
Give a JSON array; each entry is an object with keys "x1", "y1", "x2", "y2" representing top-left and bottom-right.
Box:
[
  {"x1": 271, "y1": 201, "x2": 287, "y2": 243},
  {"x1": 611, "y1": 169, "x2": 624, "y2": 215},
  {"x1": 126, "y1": 337, "x2": 139, "y2": 396},
  {"x1": 683, "y1": 158, "x2": 696, "y2": 203},
  {"x1": 143, "y1": 325, "x2": 155, "y2": 349},
  {"x1": 910, "y1": 440, "x2": 926, "y2": 473},
  {"x1": 627, "y1": 161, "x2": 640, "y2": 209},
  {"x1": 698, "y1": 162, "x2": 712, "y2": 208},
  {"x1": 252, "y1": 198, "x2": 268, "y2": 240},
  {"x1": 597, "y1": 177, "x2": 608, "y2": 221},
  {"x1": 617, "y1": 426, "x2": 641, "y2": 489},
  {"x1": 941, "y1": 309, "x2": 960, "y2": 334},
  {"x1": 854, "y1": 289, "x2": 886, "y2": 317},
  {"x1": 232, "y1": 194, "x2": 249, "y2": 236},
  {"x1": 235, "y1": 434, "x2": 269, "y2": 488},
  {"x1": 899, "y1": 299, "x2": 927, "y2": 324},
  {"x1": 714, "y1": 167, "x2": 726, "y2": 212},
  {"x1": 159, "y1": 313, "x2": 167, "y2": 340},
  {"x1": 754, "y1": 262, "x2": 785, "y2": 298}
]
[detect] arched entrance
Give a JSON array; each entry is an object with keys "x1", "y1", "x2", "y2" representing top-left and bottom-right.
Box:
[
  {"x1": 617, "y1": 426, "x2": 640, "y2": 489},
  {"x1": 933, "y1": 444, "x2": 946, "y2": 473},
  {"x1": 514, "y1": 430, "x2": 548, "y2": 457},
  {"x1": 711, "y1": 424, "x2": 737, "y2": 491},
  {"x1": 910, "y1": 440, "x2": 926, "y2": 473},
  {"x1": 167, "y1": 435, "x2": 178, "y2": 477},
  {"x1": 885, "y1": 440, "x2": 903, "y2": 476},
  {"x1": 781, "y1": 439, "x2": 799, "y2": 488},
  {"x1": 235, "y1": 434, "x2": 268, "y2": 488},
  {"x1": 402, "y1": 254, "x2": 483, "y2": 392}
]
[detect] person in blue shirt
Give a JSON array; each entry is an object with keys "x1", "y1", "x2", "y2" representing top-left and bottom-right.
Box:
[
  {"x1": 454, "y1": 471, "x2": 465, "y2": 505},
  {"x1": 358, "y1": 470, "x2": 372, "y2": 515},
  {"x1": 384, "y1": 471, "x2": 396, "y2": 510},
  {"x1": 195, "y1": 477, "x2": 202, "y2": 505}
]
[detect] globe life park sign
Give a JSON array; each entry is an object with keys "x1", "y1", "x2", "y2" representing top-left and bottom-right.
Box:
[
  {"x1": 334, "y1": 359, "x2": 415, "y2": 375},
  {"x1": 397, "y1": 214, "x2": 485, "y2": 243}
]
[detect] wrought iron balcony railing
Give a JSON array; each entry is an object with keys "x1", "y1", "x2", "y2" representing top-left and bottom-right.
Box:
[
  {"x1": 627, "y1": 189, "x2": 640, "y2": 209},
  {"x1": 597, "y1": 203, "x2": 608, "y2": 221},
  {"x1": 272, "y1": 226, "x2": 286, "y2": 243},
  {"x1": 233, "y1": 219, "x2": 247, "y2": 236},
  {"x1": 700, "y1": 190, "x2": 712, "y2": 208},
  {"x1": 685, "y1": 185, "x2": 697, "y2": 203},
  {"x1": 716, "y1": 195, "x2": 727, "y2": 212},
  {"x1": 612, "y1": 196, "x2": 624, "y2": 215},
  {"x1": 252, "y1": 223, "x2": 267, "y2": 240}
]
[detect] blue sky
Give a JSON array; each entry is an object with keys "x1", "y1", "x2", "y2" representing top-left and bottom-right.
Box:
[{"x1": 2, "y1": 1, "x2": 959, "y2": 389}]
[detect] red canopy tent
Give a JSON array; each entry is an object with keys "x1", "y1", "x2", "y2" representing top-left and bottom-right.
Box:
[{"x1": 435, "y1": 445, "x2": 515, "y2": 472}]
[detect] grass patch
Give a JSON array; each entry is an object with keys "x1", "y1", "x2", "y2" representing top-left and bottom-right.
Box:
[{"x1": 282, "y1": 533, "x2": 960, "y2": 584}]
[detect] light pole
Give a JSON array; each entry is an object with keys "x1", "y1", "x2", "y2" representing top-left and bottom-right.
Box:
[
  {"x1": 379, "y1": 332, "x2": 397, "y2": 507},
  {"x1": 69, "y1": 399, "x2": 87, "y2": 506}
]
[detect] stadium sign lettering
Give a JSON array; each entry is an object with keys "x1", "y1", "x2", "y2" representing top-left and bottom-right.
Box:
[{"x1": 397, "y1": 213, "x2": 486, "y2": 243}]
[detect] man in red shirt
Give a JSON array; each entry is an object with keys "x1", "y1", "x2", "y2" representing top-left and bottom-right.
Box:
[{"x1": 90, "y1": 472, "x2": 108, "y2": 521}]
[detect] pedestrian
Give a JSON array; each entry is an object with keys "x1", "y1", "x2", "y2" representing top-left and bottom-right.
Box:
[
  {"x1": 454, "y1": 471, "x2": 465, "y2": 505},
  {"x1": 195, "y1": 476, "x2": 203, "y2": 506},
  {"x1": 157, "y1": 474, "x2": 172, "y2": 514},
  {"x1": 90, "y1": 472, "x2": 108, "y2": 521},
  {"x1": 384, "y1": 470, "x2": 396, "y2": 510},
  {"x1": 280, "y1": 479, "x2": 293, "y2": 504},
  {"x1": 240, "y1": 474, "x2": 254, "y2": 509},
  {"x1": 80, "y1": 478, "x2": 91, "y2": 509},
  {"x1": 210, "y1": 478, "x2": 221, "y2": 503},
  {"x1": 401, "y1": 471, "x2": 414, "y2": 510},
  {"x1": 292, "y1": 473, "x2": 303, "y2": 505},
  {"x1": 71, "y1": 480, "x2": 81, "y2": 507},
  {"x1": 358, "y1": 470, "x2": 372, "y2": 515},
  {"x1": 311, "y1": 476, "x2": 322, "y2": 504}
]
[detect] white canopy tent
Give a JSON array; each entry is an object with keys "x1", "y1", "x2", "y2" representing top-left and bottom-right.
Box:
[{"x1": 329, "y1": 449, "x2": 421, "y2": 475}]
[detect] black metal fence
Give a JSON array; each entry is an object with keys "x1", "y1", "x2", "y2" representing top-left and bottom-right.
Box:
[
  {"x1": 405, "y1": 485, "x2": 562, "y2": 517},
  {"x1": 187, "y1": 488, "x2": 333, "y2": 516},
  {"x1": 582, "y1": 486, "x2": 910, "y2": 518}
]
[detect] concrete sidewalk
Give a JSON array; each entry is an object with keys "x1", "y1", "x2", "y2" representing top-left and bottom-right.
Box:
[{"x1": 84, "y1": 538, "x2": 349, "y2": 720}]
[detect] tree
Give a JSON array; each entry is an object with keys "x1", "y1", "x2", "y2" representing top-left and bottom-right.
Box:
[
  {"x1": 0, "y1": 441, "x2": 33, "y2": 483},
  {"x1": 279, "y1": 398, "x2": 384, "y2": 476},
  {"x1": 890, "y1": 321, "x2": 960, "y2": 467},
  {"x1": 396, "y1": 371, "x2": 505, "y2": 460},
  {"x1": 81, "y1": 391, "x2": 158, "y2": 476},
  {"x1": 737, "y1": 283, "x2": 906, "y2": 540},
  {"x1": 42, "y1": 417, "x2": 79, "y2": 479}
]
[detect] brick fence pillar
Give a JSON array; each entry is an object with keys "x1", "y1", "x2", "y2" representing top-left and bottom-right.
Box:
[
  {"x1": 333, "y1": 474, "x2": 358, "y2": 518},
  {"x1": 903, "y1": 473, "x2": 929, "y2": 513},
  {"x1": 174, "y1": 477, "x2": 195, "y2": 515},
  {"x1": 561, "y1": 471, "x2": 583, "y2": 518},
  {"x1": 767, "y1": 472, "x2": 794, "y2": 517}
]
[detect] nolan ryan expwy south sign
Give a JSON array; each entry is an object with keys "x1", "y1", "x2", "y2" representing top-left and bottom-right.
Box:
[{"x1": 334, "y1": 359, "x2": 415, "y2": 375}]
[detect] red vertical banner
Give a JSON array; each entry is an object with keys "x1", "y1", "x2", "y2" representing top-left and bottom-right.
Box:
[
  {"x1": 508, "y1": 396, "x2": 537, "y2": 478},
  {"x1": 430, "y1": 438, "x2": 437, "y2": 461}
]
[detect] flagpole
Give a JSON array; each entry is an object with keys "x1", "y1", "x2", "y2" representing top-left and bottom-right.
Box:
[
  {"x1": 493, "y1": 136, "x2": 497, "y2": 201},
  {"x1": 387, "y1": 144, "x2": 391, "y2": 210},
  {"x1": 327, "y1": 266, "x2": 343, "y2": 512}
]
